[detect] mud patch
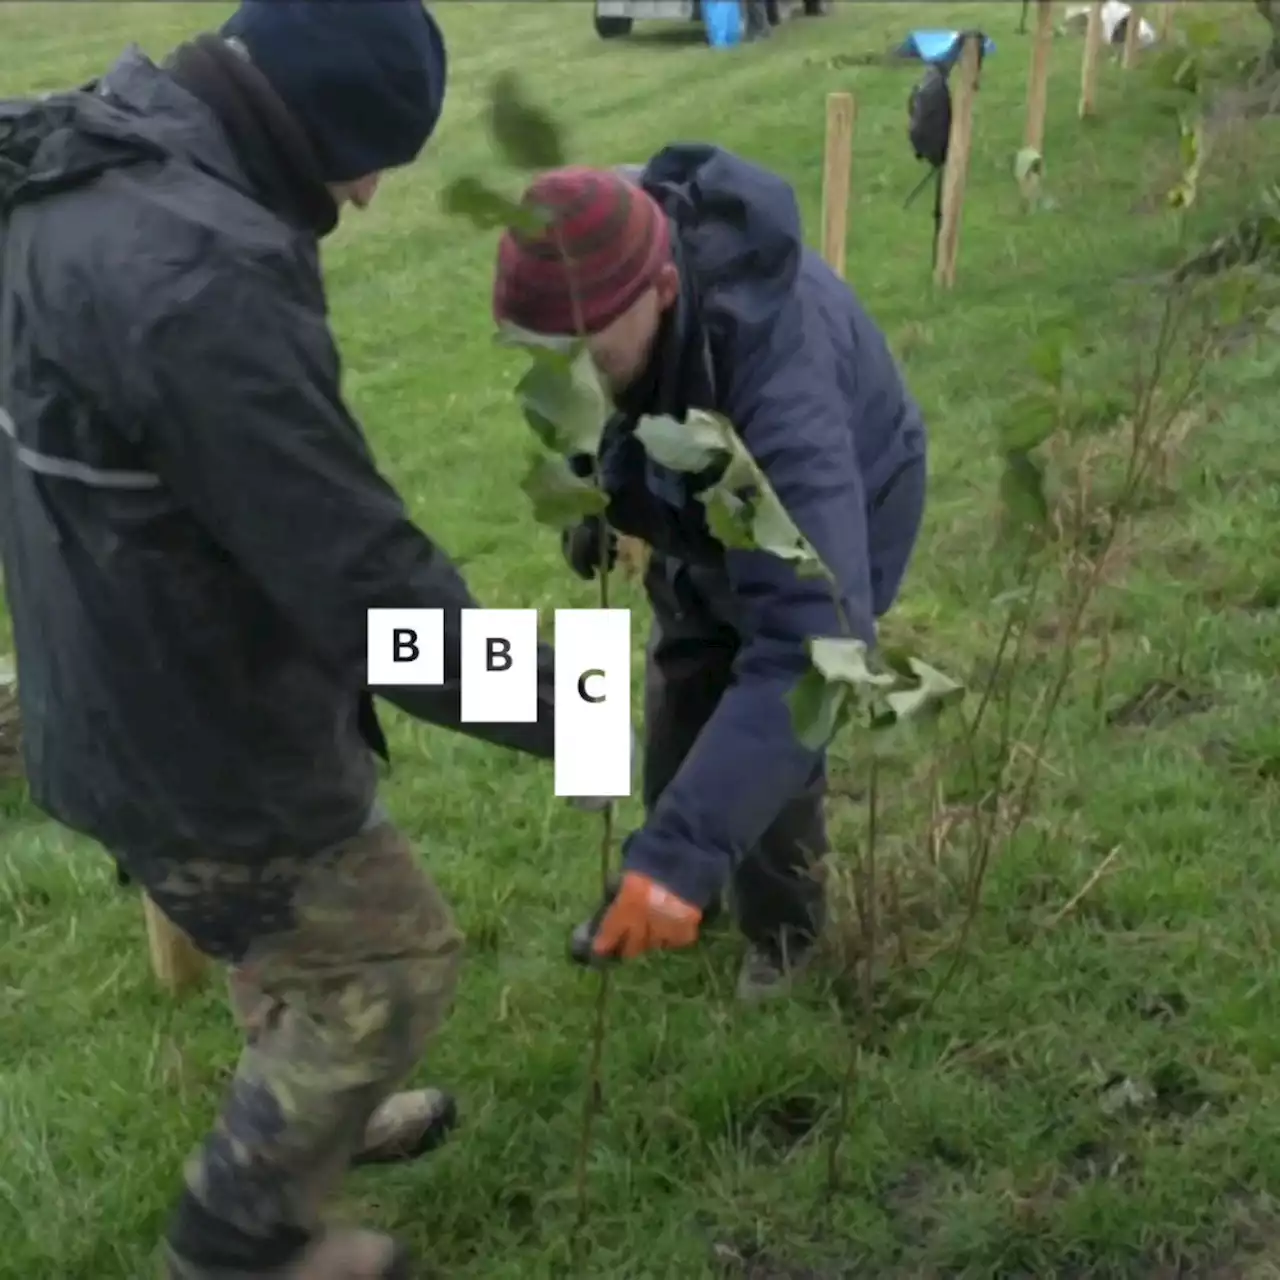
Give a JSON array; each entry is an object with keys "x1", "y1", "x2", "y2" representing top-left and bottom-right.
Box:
[
  {"x1": 1106, "y1": 679, "x2": 1214, "y2": 728},
  {"x1": 747, "y1": 1094, "x2": 826, "y2": 1154},
  {"x1": 711, "y1": 1240, "x2": 840, "y2": 1279},
  {"x1": 1063, "y1": 1137, "x2": 1135, "y2": 1181},
  {"x1": 1096, "y1": 1058, "x2": 1224, "y2": 1121},
  {"x1": 1199, "y1": 737, "x2": 1280, "y2": 783},
  {"x1": 1125, "y1": 988, "x2": 1189, "y2": 1023}
]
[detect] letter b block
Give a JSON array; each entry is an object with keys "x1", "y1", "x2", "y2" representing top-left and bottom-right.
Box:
[
  {"x1": 366, "y1": 609, "x2": 444, "y2": 686},
  {"x1": 461, "y1": 609, "x2": 538, "y2": 723}
]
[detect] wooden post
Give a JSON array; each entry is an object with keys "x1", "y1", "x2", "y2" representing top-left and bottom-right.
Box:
[
  {"x1": 934, "y1": 35, "x2": 982, "y2": 290},
  {"x1": 820, "y1": 91, "x2": 856, "y2": 279},
  {"x1": 144, "y1": 894, "x2": 209, "y2": 994},
  {"x1": 1024, "y1": 0, "x2": 1054, "y2": 154},
  {"x1": 1122, "y1": 2, "x2": 1145, "y2": 67},
  {"x1": 1079, "y1": 1, "x2": 1104, "y2": 117},
  {"x1": 1156, "y1": 2, "x2": 1172, "y2": 39}
]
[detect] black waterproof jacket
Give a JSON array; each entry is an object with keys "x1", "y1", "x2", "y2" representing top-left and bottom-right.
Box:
[{"x1": 0, "y1": 49, "x2": 555, "y2": 875}]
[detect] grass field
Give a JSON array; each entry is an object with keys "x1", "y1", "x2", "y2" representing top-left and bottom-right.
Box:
[{"x1": 3, "y1": 3, "x2": 1280, "y2": 1277}]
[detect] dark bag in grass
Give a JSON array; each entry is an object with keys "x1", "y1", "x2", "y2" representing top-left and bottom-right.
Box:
[
  {"x1": 908, "y1": 62, "x2": 952, "y2": 172},
  {"x1": 905, "y1": 32, "x2": 987, "y2": 266}
]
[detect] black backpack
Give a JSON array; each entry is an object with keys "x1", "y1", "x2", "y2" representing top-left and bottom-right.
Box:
[{"x1": 905, "y1": 31, "x2": 987, "y2": 266}]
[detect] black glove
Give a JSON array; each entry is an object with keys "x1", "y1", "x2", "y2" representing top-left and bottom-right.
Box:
[{"x1": 562, "y1": 516, "x2": 618, "y2": 581}]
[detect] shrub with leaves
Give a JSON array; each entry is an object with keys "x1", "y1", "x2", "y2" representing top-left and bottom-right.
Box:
[{"x1": 910, "y1": 95, "x2": 1263, "y2": 1030}]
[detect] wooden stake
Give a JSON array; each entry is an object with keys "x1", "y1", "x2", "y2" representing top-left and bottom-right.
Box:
[
  {"x1": 144, "y1": 894, "x2": 209, "y2": 994},
  {"x1": 1122, "y1": 1, "x2": 1145, "y2": 68},
  {"x1": 1156, "y1": 1, "x2": 1172, "y2": 39},
  {"x1": 934, "y1": 34, "x2": 982, "y2": 290},
  {"x1": 820, "y1": 91, "x2": 856, "y2": 279},
  {"x1": 1079, "y1": 1, "x2": 1104, "y2": 117},
  {"x1": 1024, "y1": 0, "x2": 1055, "y2": 154}
]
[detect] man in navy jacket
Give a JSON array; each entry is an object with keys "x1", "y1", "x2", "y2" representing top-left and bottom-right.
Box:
[{"x1": 493, "y1": 148, "x2": 927, "y2": 1000}]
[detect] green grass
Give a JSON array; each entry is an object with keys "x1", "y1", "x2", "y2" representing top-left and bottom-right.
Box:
[{"x1": 3, "y1": 3, "x2": 1280, "y2": 1277}]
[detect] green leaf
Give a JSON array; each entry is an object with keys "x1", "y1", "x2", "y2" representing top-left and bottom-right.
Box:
[
  {"x1": 489, "y1": 72, "x2": 567, "y2": 170},
  {"x1": 789, "y1": 639, "x2": 964, "y2": 748},
  {"x1": 879, "y1": 657, "x2": 965, "y2": 724},
  {"x1": 441, "y1": 177, "x2": 548, "y2": 234},
  {"x1": 1000, "y1": 392, "x2": 1059, "y2": 452},
  {"x1": 751, "y1": 492, "x2": 824, "y2": 574},
  {"x1": 1000, "y1": 449, "x2": 1050, "y2": 536},
  {"x1": 701, "y1": 487, "x2": 756, "y2": 550},
  {"x1": 809, "y1": 636, "x2": 899, "y2": 691},
  {"x1": 515, "y1": 346, "x2": 610, "y2": 457},
  {"x1": 519, "y1": 453, "x2": 607, "y2": 528},
  {"x1": 636, "y1": 410, "x2": 829, "y2": 577},
  {"x1": 788, "y1": 667, "x2": 851, "y2": 751},
  {"x1": 496, "y1": 324, "x2": 579, "y2": 360},
  {"x1": 787, "y1": 636, "x2": 889, "y2": 751},
  {"x1": 1014, "y1": 147, "x2": 1043, "y2": 183},
  {"x1": 634, "y1": 410, "x2": 733, "y2": 473}
]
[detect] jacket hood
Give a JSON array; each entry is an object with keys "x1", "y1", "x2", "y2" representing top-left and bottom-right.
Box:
[
  {"x1": 641, "y1": 143, "x2": 803, "y2": 323},
  {"x1": 0, "y1": 47, "x2": 241, "y2": 212}
]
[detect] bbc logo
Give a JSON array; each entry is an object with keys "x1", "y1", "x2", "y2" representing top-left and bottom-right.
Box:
[{"x1": 367, "y1": 608, "x2": 632, "y2": 800}]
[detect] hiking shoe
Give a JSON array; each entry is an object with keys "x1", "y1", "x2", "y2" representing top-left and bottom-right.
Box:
[
  {"x1": 351, "y1": 1088, "x2": 457, "y2": 1167},
  {"x1": 165, "y1": 1229, "x2": 412, "y2": 1279},
  {"x1": 735, "y1": 943, "x2": 814, "y2": 1003}
]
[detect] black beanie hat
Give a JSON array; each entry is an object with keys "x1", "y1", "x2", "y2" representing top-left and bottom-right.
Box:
[{"x1": 221, "y1": 0, "x2": 448, "y2": 184}]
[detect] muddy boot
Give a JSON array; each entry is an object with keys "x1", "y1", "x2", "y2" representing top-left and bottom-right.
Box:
[
  {"x1": 735, "y1": 940, "x2": 815, "y2": 1003},
  {"x1": 351, "y1": 1088, "x2": 457, "y2": 1167},
  {"x1": 165, "y1": 1228, "x2": 412, "y2": 1279}
]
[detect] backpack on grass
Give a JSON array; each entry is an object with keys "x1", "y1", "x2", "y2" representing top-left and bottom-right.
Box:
[{"x1": 905, "y1": 31, "x2": 987, "y2": 267}]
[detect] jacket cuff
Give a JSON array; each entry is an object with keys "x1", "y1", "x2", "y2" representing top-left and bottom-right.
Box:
[{"x1": 621, "y1": 828, "x2": 729, "y2": 911}]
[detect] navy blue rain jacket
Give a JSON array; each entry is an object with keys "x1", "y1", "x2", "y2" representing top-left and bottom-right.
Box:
[{"x1": 594, "y1": 144, "x2": 928, "y2": 910}]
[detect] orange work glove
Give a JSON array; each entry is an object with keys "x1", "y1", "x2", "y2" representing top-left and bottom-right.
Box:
[{"x1": 591, "y1": 871, "x2": 702, "y2": 960}]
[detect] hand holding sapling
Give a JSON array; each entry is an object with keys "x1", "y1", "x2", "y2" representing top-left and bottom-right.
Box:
[{"x1": 563, "y1": 517, "x2": 618, "y2": 581}]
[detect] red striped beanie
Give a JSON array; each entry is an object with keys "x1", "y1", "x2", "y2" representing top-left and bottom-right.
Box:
[{"x1": 492, "y1": 167, "x2": 671, "y2": 337}]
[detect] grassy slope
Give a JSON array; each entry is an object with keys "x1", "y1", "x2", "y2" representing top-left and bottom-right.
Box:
[{"x1": 2, "y1": 3, "x2": 1280, "y2": 1277}]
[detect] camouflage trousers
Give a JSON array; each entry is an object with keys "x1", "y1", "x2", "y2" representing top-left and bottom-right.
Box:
[{"x1": 147, "y1": 820, "x2": 463, "y2": 1273}]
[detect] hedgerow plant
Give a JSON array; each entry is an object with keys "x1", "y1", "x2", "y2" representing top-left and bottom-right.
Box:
[{"x1": 914, "y1": 55, "x2": 1261, "y2": 1022}]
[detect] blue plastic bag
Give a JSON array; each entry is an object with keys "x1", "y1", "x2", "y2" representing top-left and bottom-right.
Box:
[
  {"x1": 703, "y1": 0, "x2": 743, "y2": 48},
  {"x1": 895, "y1": 29, "x2": 997, "y2": 63}
]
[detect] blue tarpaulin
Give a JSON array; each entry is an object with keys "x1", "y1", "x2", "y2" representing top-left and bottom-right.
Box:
[
  {"x1": 703, "y1": 0, "x2": 743, "y2": 47},
  {"x1": 895, "y1": 29, "x2": 997, "y2": 63}
]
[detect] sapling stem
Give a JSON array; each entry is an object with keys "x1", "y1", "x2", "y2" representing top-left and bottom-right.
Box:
[
  {"x1": 546, "y1": 220, "x2": 616, "y2": 1244},
  {"x1": 574, "y1": 517, "x2": 615, "y2": 1241}
]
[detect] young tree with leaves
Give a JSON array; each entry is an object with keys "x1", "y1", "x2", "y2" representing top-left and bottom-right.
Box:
[{"x1": 486, "y1": 149, "x2": 938, "y2": 1001}]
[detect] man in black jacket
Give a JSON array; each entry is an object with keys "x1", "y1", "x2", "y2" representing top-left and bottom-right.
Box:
[{"x1": 0, "y1": 4, "x2": 563, "y2": 1277}]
